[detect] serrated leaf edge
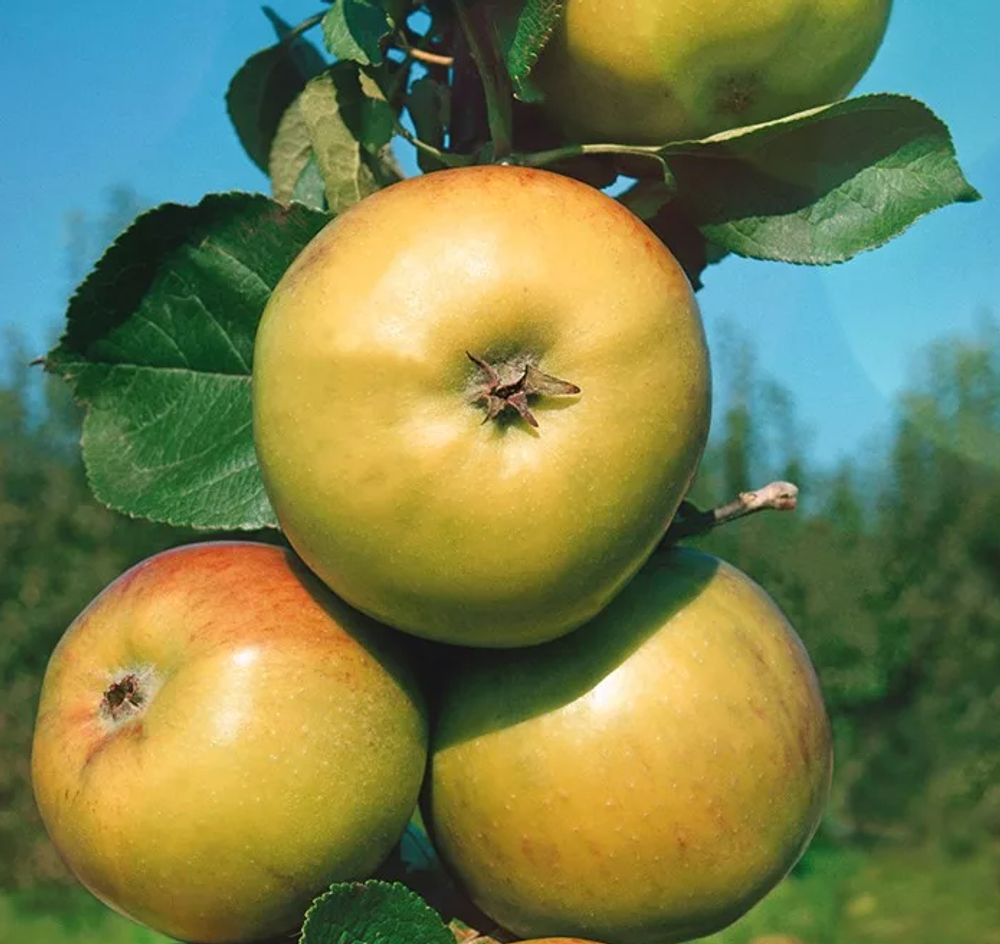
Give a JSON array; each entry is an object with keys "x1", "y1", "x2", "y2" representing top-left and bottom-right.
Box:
[
  {"x1": 507, "y1": 0, "x2": 564, "y2": 100},
  {"x1": 700, "y1": 97, "x2": 980, "y2": 265},
  {"x1": 299, "y1": 879, "x2": 452, "y2": 944}
]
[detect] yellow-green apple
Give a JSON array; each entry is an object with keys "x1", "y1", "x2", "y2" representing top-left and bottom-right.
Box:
[
  {"x1": 425, "y1": 548, "x2": 832, "y2": 944},
  {"x1": 530, "y1": 0, "x2": 893, "y2": 144},
  {"x1": 253, "y1": 165, "x2": 711, "y2": 648},
  {"x1": 31, "y1": 541, "x2": 428, "y2": 944}
]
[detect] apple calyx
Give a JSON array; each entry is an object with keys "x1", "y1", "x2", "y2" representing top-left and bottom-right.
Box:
[
  {"x1": 717, "y1": 72, "x2": 760, "y2": 118},
  {"x1": 102, "y1": 673, "x2": 144, "y2": 721},
  {"x1": 467, "y1": 351, "x2": 580, "y2": 428}
]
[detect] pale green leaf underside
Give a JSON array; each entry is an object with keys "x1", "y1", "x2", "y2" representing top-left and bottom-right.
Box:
[
  {"x1": 299, "y1": 881, "x2": 454, "y2": 944},
  {"x1": 270, "y1": 66, "x2": 397, "y2": 214}
]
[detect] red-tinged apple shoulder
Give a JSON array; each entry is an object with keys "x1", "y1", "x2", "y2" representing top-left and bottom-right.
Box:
[
  {"x1": 105, "y1": 541, "x2": 286, "y2": 601},
  {"x1": 76, "y1": 542, "x2": 338, "y2": 652},
  {"x1": 518, "y1": 939, "x2": 610, "y2": 943}
]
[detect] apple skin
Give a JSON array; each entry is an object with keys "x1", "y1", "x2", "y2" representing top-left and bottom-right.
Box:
[
  {"x1": 253, "y1": 165, "x2": 710, "y2": 648},
  {"x1": 530, "y1": 0, "x2": 893, "y2": 144},
  {"x1": 425, "y1": 548, "x2": 832, "y2": 944},
  {"x1": 31, "y1": 542, "x2": 428, "y2": 944}
]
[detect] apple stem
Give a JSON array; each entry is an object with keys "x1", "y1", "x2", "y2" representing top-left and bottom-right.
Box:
[{"x1": 665, "y1": 480, "x2": 799, "y2": 543}]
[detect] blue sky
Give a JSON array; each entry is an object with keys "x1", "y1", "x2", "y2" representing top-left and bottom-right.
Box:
[{"x1": 3, "y1": 1, "x2": 998, "y2": 466}]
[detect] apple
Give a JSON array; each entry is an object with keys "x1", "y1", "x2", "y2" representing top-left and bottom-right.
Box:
[
  {"x1": 253, "y1": 165, "x2": 711, "y2": 648},
  {"x1": 31, "y1": 541, "x2": 428, "y2": 944},
  {"x1": 425, "y1": 548, "x2": 832, "y2": 944},
  {"x1": 530, "y1": 0, "x2": 893, "y2": 144}
]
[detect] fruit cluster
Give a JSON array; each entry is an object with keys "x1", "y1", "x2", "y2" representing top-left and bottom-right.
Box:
[
  {"x1": 31, "y1": 165, "x2": 831, "y2": 944},
  {"x1": 29, "y1": 0, "x2": 900, "y2": 939}
]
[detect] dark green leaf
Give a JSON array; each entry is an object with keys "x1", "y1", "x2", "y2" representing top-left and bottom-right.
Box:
[
  {"x1": 493, "y1": 0, "x2": 563, "y2": 102},
  {"x1": 619, "y1": 180, "x2": 728, "y2": 291},
  {"x1": 359, "y1": 72, "x2": 398, "y2": 152},
  {"x1": 45, "y1": 194, "x2": 330, "y2": 531},
  {"x1": 225, "y1": 9, "x2": 327, "y2": 172},
  {"x1": 381, "y1": 0, "x2": 410, "y2": 24},
  {"x1": 261, "y1": 5, "x2": 303, "y2": 39},
  {"x1": 617, "y1": 178, "x2": 674, "y2": 222},
  {"x1": 662, "y1": 94, "x2": 981, "y2": 264},
  {"x1": 299, "y1": 880, "x2": 454, "y2": 944},
  {"x1": 271, "y1": 65, "x2": 400, "y2": 214},
  {"x1": 405, "y1": 76, "x2": 449, "y2": 172},
  {"x1": 322, "y1": 0, "x2": 394, "y2": 66}
]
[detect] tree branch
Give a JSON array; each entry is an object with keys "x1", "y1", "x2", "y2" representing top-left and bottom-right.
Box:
[
  {"x1": 665, "y1": 481, "x2": 799, "y2": 543},
  {"x1": 395, "y1": 27, "x2": 456, "y2": 67}
]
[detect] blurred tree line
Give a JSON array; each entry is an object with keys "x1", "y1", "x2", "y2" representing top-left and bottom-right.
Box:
[
  {"x1": 0, "y1": 191, "x2": 187, "y2": 889},
  {"x1": 1, "y1": 193, "x2": 997, "y2": 890},
  {"x1": 690, "y1": 315, "x2": 1000, "y2": 853}
]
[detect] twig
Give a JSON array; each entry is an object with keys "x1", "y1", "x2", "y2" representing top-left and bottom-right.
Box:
[
  {"x1": 392, "y1": 118, "x2": 475, "y2": 167},
  {"x1": 665, "y1": 481, "x2": 799, "y2": 543},
  {"x1": 409, "y1": 47, "x2": 455, "y2": 67},
  {"x1": 396, "y1": 35, "x2": 456, "y2": 68}
]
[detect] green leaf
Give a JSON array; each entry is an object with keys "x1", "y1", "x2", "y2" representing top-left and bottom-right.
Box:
[
  {"x1": 617, "y1": 178, "x2": 674, "y2": 222},
  {"x1": 271, "y1": 65, "x2": 399, "y2": 214},
  {"x1": 661, "y1": 94, "x2": 982, "y2": 264},
  {"x1": 45, "y1": 193, "x2": 330, "y2": 531},
  {"x1": 225, "y1": 9, "x2": 327, "y2": 172},
  {"x1": 322, "y1": 0, "x2": 394, "y2": 66},
  {"x1": 358, "y1": 71, "x2": 398, "y2": 153},
  {"x1": 493, "y1": 0, "x2": 563, "y2": 102},
  {"x1": 299, "y1": 880, "x2": 454, "y2": 944}
]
